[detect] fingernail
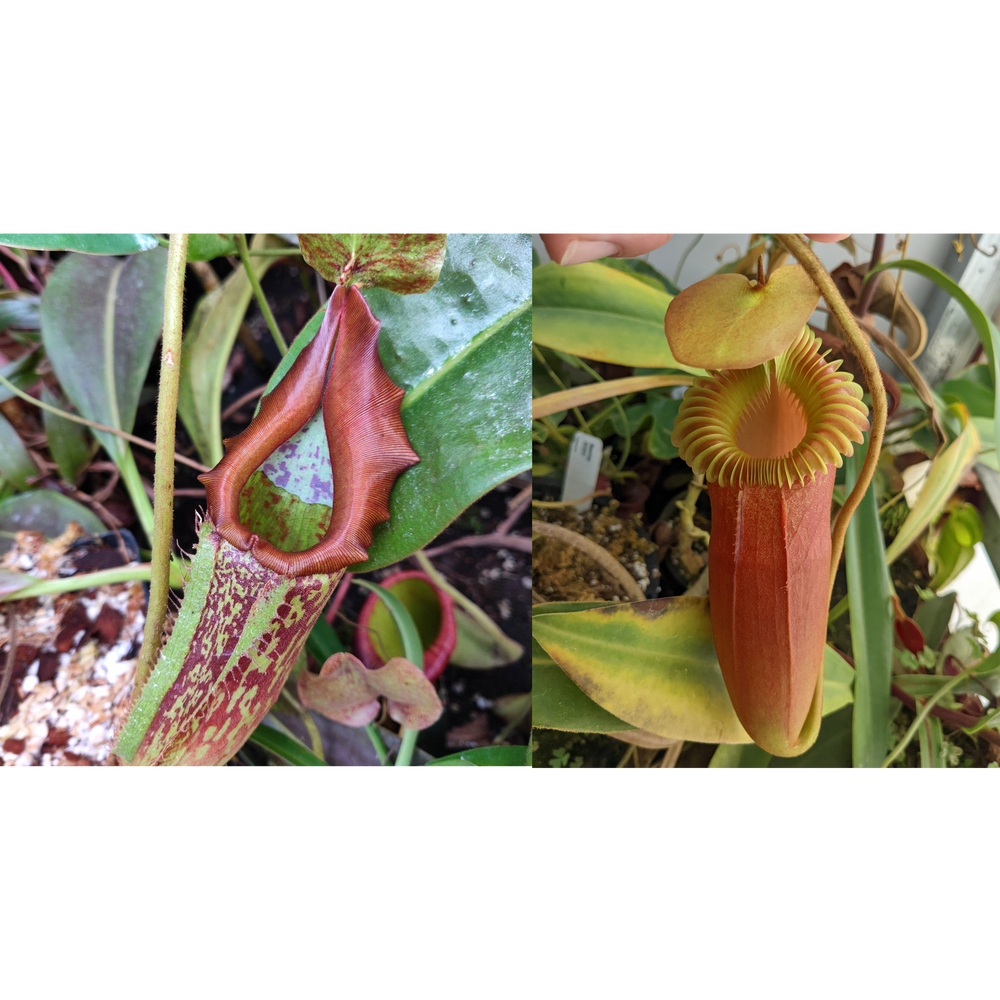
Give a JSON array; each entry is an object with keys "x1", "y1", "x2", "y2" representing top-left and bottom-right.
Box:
[{"x1": 559, "y1": 240, "x2": 623, "y2": 266}]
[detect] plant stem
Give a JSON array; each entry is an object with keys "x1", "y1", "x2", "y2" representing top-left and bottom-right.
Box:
[
  {"x1": 776, "y1": 234, "x2": 888, "y2": 599},
  {"x1": 132, "y1": 234, "x2": 188, "y2": 699},
  {"x1": 0, "y1": 604, "x2": 16, "y2": 714},
  {"x1": 881, "y1": 666, "x2": 977, "y2": 767},
  {"x1": 247, "y1": 247, "x2": 303, "y2": 257},
  {"x1": 234, "y1": 233, "x2": 287, "y2": 357},
  {"x1": 855, "y1": 233, "x2": 885, "y2": 317},
  {"x1": 365, "y1": 723, "x2": 389, "y2": 765},
  {"x1": 0, "y1": 371, "x2": 210, "y2": 473},
  {"x1": 396, "y1": 726, "x2": 419, "y2": 766}
]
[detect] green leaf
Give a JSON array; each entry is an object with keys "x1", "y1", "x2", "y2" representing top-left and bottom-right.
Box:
[
  {"x1": 868, "y1": 257, "x2": 1000, "y2": 465},
  {"x1": 708, "y1": 743, "x2": 772, "y2": 767},
  {"x1": 238, "y1": 234, "x2": 531, "y2": 571},
  {"x1": 186, "y1": 234, "x2": 237, "y2": 261},
  {"x1": 531, "y1": 596, "x2": 753, "y2": 744},
  {"x1": 0, "y1": 412, "x2": 39, "y2": 489},
  {"x1": 41, "y1": 386, "x2": 93, "y2": 486},
  {"x1": 938, "y1": 375, "x2": 994, "y2": 420},
  {"x1": 0, "y1": 234, "x2": 159, "y2": 254},
  {"x1": 450, "y1": 604, "x2": 523, "y2": 669},
  {"x1": 298, "y1": 234, "x2": 446, "y2": 294},
  {"x1": 178, "y1": 233, "x2": 280, "y2": 466},
  {"x1": 624, "y1": 393, "x2": 682, "y2": 459},
  {"x1": 531, "y1": 601, "x2": 636, "y2": 733},
  {"x1": 597, "y1": 256, "x2": 681, "y2": 295},
  {"x1": 0, "y1": 349, "x2": 41, "y2": 405},
  {"x1": 929, "y1": 504, "x2": 982, "y2": 590},
  {"x1": 0, "y1": 489, "x2": 105, "y2": 554},
  {"x1": 533, "y1": 261, "x2": 702, "y2": 374},
  {"x1": 353, "y1": 579, "x2": 424, "y2": 668},
  {"x1": 913, "y1": 592, "x2": 957, "y2": 649},
  {"x1": 248, "y1": 723, "x2": 328, "y2": 765},
  {"x1": 38, "y1": 246, "x2": 168, "y2": 466},
  {"x1": 844, "y1": 436, "x2": 894, "y2": 767},
  {"x1": 0, "y1": 291, "x2": 40, "y2": 333},
  {"x1": 822, "y1": 644, "x2": 856, "y2": 715},
  {"x1": 426, "y1": 744, "x2": 528, "y2": 766},
  {"x1": 769, "y1": 705, "x2": 854, "y2": 768},
  {"x1": 918, "y1": 713, "x2": 944, "y2": 768},
  {"x1": 306, "y1": 615, "x2": 346, "y2": 663},
  {"x1": 884, "y1": 418, "x2": 980, "y2": 564},
  {"x1": 708, "y1": 704, "x2": 852, "y2": 771}
]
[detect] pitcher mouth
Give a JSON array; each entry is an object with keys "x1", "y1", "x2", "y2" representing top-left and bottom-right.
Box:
[{"x1": 671, "y1": 328, "x2": 870, "y2": 488}]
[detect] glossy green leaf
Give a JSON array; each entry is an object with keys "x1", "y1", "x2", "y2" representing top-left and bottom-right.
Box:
[
  {"x1": 0, "y1": 412, "x2": 38, "y2": 489},
  {"x1": 298, "y1": 234, "x2": 446, "y2": 294},
  {"x1": 0, "y1": 489, "x2": 105, "y2": 554},
  {"x1": 426, "y1": 744, "x2": 529, "y2": 766},
  {"x1": 0, "y1": 234, "x2": 159, "y2": 254},
  {"x1": 531, "y1": 596, "x2": 753, "y2": 744},
  {"x1": 186, "y1": 234, "x2": 237, "y2": 261},
  {"x1": 0, "y1": 291, "x2": 40, "y2": 333},
  {"x1": 248, "y1": 723, "x2": 328, "y2": 765},
  {"x1": 869, "y1": 257, "x2": 1000, "y2": 463},
  {"x1": 178, "y1": 233, "x2": 280, "y2": 465},
  {"x1": 884, "y1": 418, "x2": 980, "y2": 564},
  {"x1": 913, "y1": 592, "x2": 957, "y2": 649},
  {"x1": 238, "y1": 234, "x2": 531, "y2": 571},
  {"x1": 42, "y1": 385, "x2": 93, "y2": 485},
  {"x1": 533, "y1": 261, "x2": 702, "y2": 374},
  {"x1": 39, "y1": 246, "x2": 168, "y2": 466},
  {"x1": 844, "y1": 436, "x2": 894, "y2": 767}
]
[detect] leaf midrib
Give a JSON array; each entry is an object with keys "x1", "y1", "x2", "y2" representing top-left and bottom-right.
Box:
[{"x1": 400, "y1": 297, "x2": 530, "y2": 413}]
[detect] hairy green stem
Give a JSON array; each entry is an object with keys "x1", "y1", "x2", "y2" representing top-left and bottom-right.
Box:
[
  {"x1": 234, "y1": 233, "x2": 287, "y2": 356},
  {"x1": 133, "y1": 234, "x2": 188, "y2": 699},
  {"x1": 776, "y1": 234, "x2": 888, "y2": 599}
]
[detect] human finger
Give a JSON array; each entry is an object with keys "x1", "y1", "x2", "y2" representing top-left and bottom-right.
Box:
[{"x1": 540, "y1": 233, "x2": 673, "y2": 266}]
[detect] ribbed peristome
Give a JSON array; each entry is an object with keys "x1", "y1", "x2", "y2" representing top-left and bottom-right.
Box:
[{"x1": 671, "y1": 328, "x2": 870, "y2": 488}]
